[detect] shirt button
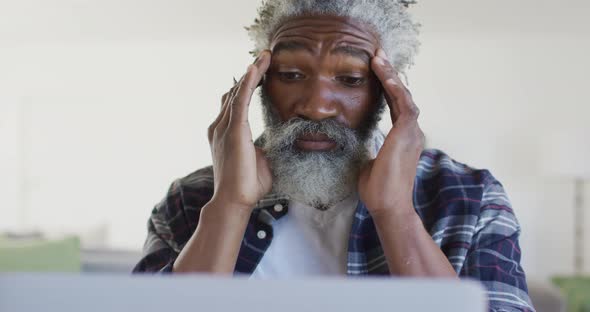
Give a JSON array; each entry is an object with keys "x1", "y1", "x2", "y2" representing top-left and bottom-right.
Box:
[
  {"x1": 273, "y1": 203, "x2": 284, "y2": 213},
  {"x1": 257, "y1": 230, "x2": 267, "y2": 240}
]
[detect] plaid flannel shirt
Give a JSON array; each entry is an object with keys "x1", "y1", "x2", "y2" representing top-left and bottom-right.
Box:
[{"x1": 133, "y1": 135, "x2": 535, "y2": 312}]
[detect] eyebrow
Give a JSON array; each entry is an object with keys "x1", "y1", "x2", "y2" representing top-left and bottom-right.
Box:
[{"x1": 330, "y1": 46, "x2": 371, "y2": 65}]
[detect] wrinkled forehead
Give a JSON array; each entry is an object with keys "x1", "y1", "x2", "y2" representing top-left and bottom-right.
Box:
[{"x1": 269, "y1": 15, "x2": 381, "y2": 61}]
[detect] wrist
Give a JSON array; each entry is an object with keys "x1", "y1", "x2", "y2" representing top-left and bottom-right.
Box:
[
  {"x1": 201, "y1": 197, "x2": 254, "y2": 223},
  {"x1": 368, "y1": 198, "x2": 414, "y2": 219},
  {"x1": 370, "y1": 204, "x2": 422, "y2": 230}
]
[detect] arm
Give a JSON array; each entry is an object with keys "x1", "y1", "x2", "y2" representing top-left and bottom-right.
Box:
[
  {"x1": 132, "y1": 216, "x2": 180, "y2": 273},
  {"x1": 174, "y1": 51, "x2": 272, "y2": 274},
  {"x1": 461, "y1": 179, "x2": 536, "y2": 312},
  {"x1": 134, "y1": 51, "x2": 273, "y2": 274},
  {"x1": 172, "y1": 200, "x2": 251, "y2": 274},
  {"x1": 465, "y1": 232, "x2": 535, "y2": 312},
  {"x1": 358, "y1": 49, "x2": 456, "y2": 277},
  {"x1": 372, "y1": 209, "x2": 457, "y2": 277}
]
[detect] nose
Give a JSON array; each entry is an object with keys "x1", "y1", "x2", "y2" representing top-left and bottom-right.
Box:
[{"x1": 294, "y1": 77, "x2": 340, "y2": 122}]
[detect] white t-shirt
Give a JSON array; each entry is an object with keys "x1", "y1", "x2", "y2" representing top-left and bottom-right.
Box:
[{"x1": 250, "y1": 194, "x2": 359, "y2": 278}]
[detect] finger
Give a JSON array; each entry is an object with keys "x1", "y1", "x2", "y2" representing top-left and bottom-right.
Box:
[
  {"x1": 210, "y1": 92, "x2": 229, "y2": 127},
  {"x1": 209, "y1": 94, "x2": 232, "y2": 141},
  {"x1": 374, "y1": 49, "x2": 405, "y2": 90},
  {"x1": 209, "y1": 80, "x2": 240, "y2": 135},
  {"x1": 372, "y1": 50, "x2": 405, "y2": 117},
  {"x1": 227, "y1": 76, "x2": 243, "y2": 107},
  {"x1": 215, "y1": 71, "x2": 249, "y2": 135},
  {"x1": 217, "y1": 88, "x2": 234, "y2": 132},
  {"x1": 225, "y1": 75, "x2": 242, "y2": 105},
  {"x1": 221, "y1": 92, "x2": 230, "y2": 107},
  {"x1": 371, "y1": 49, "x2": 419, "y2": 121},
  {"x1": 230, "y1": 50, "x2": 271, "y2": 125}
]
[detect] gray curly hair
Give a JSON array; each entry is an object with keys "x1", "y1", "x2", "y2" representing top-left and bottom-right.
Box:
[{"x1": 246, "y1": 0, "x2": 421, "y2": 74}]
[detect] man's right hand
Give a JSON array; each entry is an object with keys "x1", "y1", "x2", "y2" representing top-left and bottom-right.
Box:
[
  {"x1": 207, "y1": 51, "x2": 273, "y2": 215},
  {"x1": 175, "y1": 57, "x2": 273, "y2": 274}
]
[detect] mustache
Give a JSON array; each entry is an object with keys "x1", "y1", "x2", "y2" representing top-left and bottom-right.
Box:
[{"x1": 265, "y1": 118, "x2": 361, "y2": 152}]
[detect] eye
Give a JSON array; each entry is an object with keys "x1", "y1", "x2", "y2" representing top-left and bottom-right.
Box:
[
  {"x1": 337, "y1": 76, "x2": 366, "y2": 87},
  {"x1": 278, "y1": 71, "x2": 305, "y2": 81}
]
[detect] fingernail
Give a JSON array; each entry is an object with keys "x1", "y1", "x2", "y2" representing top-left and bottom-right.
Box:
[{"x1": 375, "y1": 57, "x2": 385, "y2": 66}]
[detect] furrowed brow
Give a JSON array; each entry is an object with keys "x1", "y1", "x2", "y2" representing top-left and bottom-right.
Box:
[
  {"x1": 330, "y1": 46, "x2": 371, "y2": 65},
  {"x1": 272, "y1": 40, "x2": 314, "y2": 55}
]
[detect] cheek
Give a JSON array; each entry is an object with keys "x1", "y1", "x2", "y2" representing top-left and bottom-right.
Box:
[
  {"x1": 340, "y1": 86, "x2": 376, "y2": 128},
  {"x1": 339, "y1": 74, "x2": 381, "y2": 128}
]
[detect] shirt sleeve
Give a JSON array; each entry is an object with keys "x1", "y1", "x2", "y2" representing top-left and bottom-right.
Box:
[
  {"x1": 133, "y1": 174, "x2": 211, "y2": 273},
  {"x1": 461, "y1": 175, "x2": 536, "y2": 312},
  {"x1": 132, "y1": 216, "x2": 178, "y2": 273},
  {"x1": 132, "y1": 184, "x2": 182, "y2": 273}
]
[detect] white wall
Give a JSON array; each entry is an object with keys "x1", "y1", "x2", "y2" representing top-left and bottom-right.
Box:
[{"x1": 0, "y1": 0, "x2": 588, "y2": 280}]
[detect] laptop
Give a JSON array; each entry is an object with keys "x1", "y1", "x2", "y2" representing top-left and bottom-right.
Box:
[{"x1": 0, "y1": 274, "x2": 487, "y2": 311}]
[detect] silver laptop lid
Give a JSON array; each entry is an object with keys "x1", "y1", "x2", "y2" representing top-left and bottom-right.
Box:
[{"x1": 0, "y1": 274, "x2": 487, "y2": 312}]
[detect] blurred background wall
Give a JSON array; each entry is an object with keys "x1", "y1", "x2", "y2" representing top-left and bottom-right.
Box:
[{"x1": 0, "y1": 0, "x2": 589, "y2": 280}]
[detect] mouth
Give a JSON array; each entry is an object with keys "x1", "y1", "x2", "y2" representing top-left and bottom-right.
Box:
[{"x1": 295, "y1": 132, "x2": 337, "y2": 151}]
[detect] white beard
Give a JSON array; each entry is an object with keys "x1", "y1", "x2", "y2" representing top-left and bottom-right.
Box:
[{"x1": 262, "y1": 118, "x2": 369, "y2": 210}]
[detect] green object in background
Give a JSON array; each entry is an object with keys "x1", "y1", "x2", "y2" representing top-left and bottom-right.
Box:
[
  {"x1": 0, "y1": 236, "x2": 81, "y2": 272},
  {"x1": 552, "y1": 276, "x2": 590, "y2": 312}
]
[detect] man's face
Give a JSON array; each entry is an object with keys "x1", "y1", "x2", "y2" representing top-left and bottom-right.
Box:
[
  {"x1": 259, "y1": 15, "x2": 385, "y2": 210},
  {"x1": 264, "y1": 15, "x2": 383, "y2": 144}
]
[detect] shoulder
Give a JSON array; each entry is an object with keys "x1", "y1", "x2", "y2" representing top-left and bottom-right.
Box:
[
  {"x1": 148, "y1": 166, "x2": 215, "y2": 251},
  {"x1": 163, "y1": 166, "x2": 215, "y2": 211},
  {"x1": 416, "y1": 149, "x2": 500, "y2": 201},
  {"x1": 167, "y1": 166, "x2": 214, "y2": 196},
  {"x1": 415, "y1": 149, "x2": 519, "y2": 237},
  {"x1": 418, "y1": 152, "x2": 533, "y2": 310},
  {"x1": 417, "y1": 149, "x2": 495, "y2": 184},
  {"x1": 155, "y1": 166, "x2": 214, "y2": 216}
]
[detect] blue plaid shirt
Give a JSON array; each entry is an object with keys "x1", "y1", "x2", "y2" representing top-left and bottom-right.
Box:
[{"x1": 134, "y1": 136, "x2": 535, "y2": 312}]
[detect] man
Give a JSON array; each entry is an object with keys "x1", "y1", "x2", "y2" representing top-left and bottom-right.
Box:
[{"x1": 133, "y1": 1, "x2": 536, "y2": 311}]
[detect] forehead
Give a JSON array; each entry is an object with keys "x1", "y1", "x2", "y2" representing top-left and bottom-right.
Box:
[{"x1": 269, "y1": 15, "x2": 380, "y2": 59}]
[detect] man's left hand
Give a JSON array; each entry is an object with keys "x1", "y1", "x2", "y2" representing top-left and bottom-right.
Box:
[{"x1": 358, "y1": 49, "x2": 425, "y2": 219}]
